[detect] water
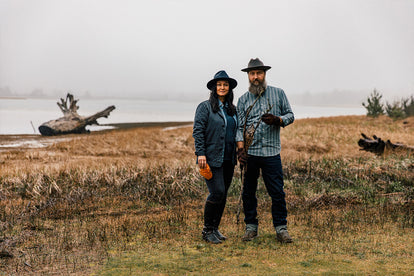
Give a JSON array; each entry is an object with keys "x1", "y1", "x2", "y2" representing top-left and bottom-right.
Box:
[{"x1": 0, "y1": 97, "x2": 366, "y2": 135}]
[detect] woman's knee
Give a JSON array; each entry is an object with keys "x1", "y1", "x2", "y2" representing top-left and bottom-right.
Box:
[{"x1": 207, "y1": 191, "x2": 225, "y2": 204}]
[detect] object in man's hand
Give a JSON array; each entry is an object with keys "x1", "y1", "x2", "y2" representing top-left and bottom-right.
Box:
[
  {"x1": 237, "y1": 148, "x2": 248, "y2": 166},
  {"x1": 261, "y1": 113, "x2": 282, "y2": 126},
  {"x1": 200, "y1": 163, "x2": 213, "y2": 180}
]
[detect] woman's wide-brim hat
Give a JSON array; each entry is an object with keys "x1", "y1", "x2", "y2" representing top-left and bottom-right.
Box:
[
  {"x1": 207, "y1": 70, "x2": 238, "y2": 90},
  {"x1": 241, "y1": 58, "x2": 271, "y2": 72}
]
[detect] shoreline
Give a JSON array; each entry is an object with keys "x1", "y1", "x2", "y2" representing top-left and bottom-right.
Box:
[
  {"x1": 101, "y1": 121, "x2": 193, "y2": 130},
  {"x1": 0, "y1": 121, "x2": 194, "y2": 151},
  {"x1": 1, "y1": 114, "x2": 368, "y2": 137},
  {"x1": 0, "y1": 115, "x2": 382, "y2": 150}
]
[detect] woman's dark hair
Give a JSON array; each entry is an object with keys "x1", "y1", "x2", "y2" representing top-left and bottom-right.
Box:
[{"x1": 209, "y1": 86, "x2": 236, "y2": 116}]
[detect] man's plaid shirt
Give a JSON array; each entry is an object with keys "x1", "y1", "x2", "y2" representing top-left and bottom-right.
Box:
[{"x1": 236, "y1": 85, "x2": 294, "y2": 157}]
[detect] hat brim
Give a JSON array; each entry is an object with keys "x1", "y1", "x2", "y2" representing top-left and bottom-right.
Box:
[
  {"x1": 241, "y1": 66, "x2": 272, "y2": 72},
  {"x1": 207, "y1": 78, "x2": 237, "y2": 90}
]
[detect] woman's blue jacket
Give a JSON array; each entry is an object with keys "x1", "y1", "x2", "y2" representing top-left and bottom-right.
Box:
[{"x1": 192, "y1": 100, "x2": 237, "y2": 167}]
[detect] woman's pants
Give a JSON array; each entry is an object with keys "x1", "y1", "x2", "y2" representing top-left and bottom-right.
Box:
[{"x1": 204, "y1": 160, "x2": 234, "y2": 230}]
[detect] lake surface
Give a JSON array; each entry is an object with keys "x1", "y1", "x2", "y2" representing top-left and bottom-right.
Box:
[{"x1": 0, "y1": 98, "x2": 366, "y2": 135}]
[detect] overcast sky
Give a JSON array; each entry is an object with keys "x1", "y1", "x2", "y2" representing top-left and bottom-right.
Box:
[{"x1": 0, "y1": 0, "x2": 413, "y2": 102}]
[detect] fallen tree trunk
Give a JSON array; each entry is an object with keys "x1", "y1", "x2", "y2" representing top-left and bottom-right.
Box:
[
  {"x1": 38, "y1": 93, "x2": 115, "y2": 136},
  {"x1": 358, "y1": 133, "x2": 414, "y2": 156}
]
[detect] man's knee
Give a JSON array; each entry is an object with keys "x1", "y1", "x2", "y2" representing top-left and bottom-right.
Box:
[{"x1": 269, "y1": 189, "x2": 285, "y2": 200}]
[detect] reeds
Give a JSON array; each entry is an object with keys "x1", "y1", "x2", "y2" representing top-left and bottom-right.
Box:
[{"x1": 1, "y1": 116, "x2": 413, "y2": 274}]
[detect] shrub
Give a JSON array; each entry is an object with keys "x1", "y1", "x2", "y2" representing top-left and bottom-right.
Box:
[
  {"x1": 386, "y1": 100, "x2": 407, "y2": 119},
  {"x1": 402, "y1": 96, "x2": 414, "y2": 117},
  {"x1": 362, "y1": 89, "x2": 384, "y2": 117}
]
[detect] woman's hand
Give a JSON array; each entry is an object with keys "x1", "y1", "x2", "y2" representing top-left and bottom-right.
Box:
[{"x1": 198, "y1": 155, "x2": 207, "y2": 169}]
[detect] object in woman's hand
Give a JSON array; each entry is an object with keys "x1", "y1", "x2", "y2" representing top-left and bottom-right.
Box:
[{"x1": 200, "y1": 163, "x2": 213, "y2": 180}]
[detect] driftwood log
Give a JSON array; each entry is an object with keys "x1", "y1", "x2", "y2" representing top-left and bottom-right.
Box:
[
  {"x1": 358, "y1": 133, "x2": 414, "y2": 156},
  {"x1": 38, "y1": 93, "x2": 115, "y2": 136}
]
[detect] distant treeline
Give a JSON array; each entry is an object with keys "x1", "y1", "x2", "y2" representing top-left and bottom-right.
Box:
[{"x1": 0, "y1": 86, "x2": 93, "y2": 99}]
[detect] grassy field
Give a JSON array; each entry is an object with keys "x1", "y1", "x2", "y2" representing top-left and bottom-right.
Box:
[{"x1": 0, "y1": 115, "x2": 413, "y2": 275}]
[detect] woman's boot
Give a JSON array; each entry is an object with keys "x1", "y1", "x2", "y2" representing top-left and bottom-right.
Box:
[
  {"x1": 202, "y1": 201, "x2": 222, "y2": 244},
  {"x1": 213, "y1": 199, "x2": 227, "y2": 240}
]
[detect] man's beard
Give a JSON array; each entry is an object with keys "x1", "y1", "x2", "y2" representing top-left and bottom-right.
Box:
[{"x1": 249, "y1": 80, "x2": 267, "y2": 96}]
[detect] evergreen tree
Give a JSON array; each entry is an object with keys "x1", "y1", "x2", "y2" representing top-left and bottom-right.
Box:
[
  {"x1": 402, "y1": 95, "x2": 414, "y2": 117},
  {"x1": 362, "y1": 89, "x2": 384, "y2": 118},
  {"x1": 385, "y1": 100, "x2": 406, "y2": 119}
]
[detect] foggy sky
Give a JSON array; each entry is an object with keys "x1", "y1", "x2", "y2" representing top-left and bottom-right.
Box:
[{"x1": 0, "y1": 0, "x2": 413, "y2": 102}]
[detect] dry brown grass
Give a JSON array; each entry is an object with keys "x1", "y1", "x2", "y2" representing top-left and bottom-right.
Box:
[
  {"x1": 1, "y1": 115, "x2": 413, "y2": 172},
  {"x1": 282, "y1": 115, "x2": 414, "y2": 161},
  {"x1": 0, "y1": 116, "x2": 413, "y2": 275},
  {"x1": 0, "y1": 126, "x2": 195, "y2": 174}
]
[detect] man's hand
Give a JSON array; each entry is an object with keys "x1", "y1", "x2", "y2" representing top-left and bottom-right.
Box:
[
  {"x1": 237, "y1": 148, "x2": 248, "y2": 166},
  {"x1": 261, "y1": 113, "x2": 283, "y2": 126}
]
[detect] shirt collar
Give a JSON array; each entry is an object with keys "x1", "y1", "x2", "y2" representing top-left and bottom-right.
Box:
[{"x1": 249, "y1": 88, "x2": 267, "y2": 98}]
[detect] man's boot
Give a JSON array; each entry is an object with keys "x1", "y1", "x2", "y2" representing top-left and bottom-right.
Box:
[
  {"x1": 276, "y1": 225, "x2": 293, "y2": 243},
  {"x1": 242, "y1": 224, "x2": 258, "y2": 241}
]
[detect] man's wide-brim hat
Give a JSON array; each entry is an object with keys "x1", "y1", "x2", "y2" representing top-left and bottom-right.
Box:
[
  {"x1": 207, "y1": 70, "x2": 237, "y2": 90},
  {"x1": 241, "y1": 58, "x2": 271, "y2": 72}
]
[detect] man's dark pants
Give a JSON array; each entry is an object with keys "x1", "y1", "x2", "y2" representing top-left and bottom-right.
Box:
[{"x1": 242, "y1": 154, "x2": 287, "y2": 228}]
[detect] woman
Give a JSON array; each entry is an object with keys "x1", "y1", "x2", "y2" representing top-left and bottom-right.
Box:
[{"x1": 192, "y1": 70, "x2": 238, "y2": 244}]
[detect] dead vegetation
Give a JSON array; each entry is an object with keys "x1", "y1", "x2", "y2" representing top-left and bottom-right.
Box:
[
  {"x1": 358, "y1": 133, "x2": 414, "y2": 156},
  {"x1": 0, "y1": 115, "x2": 413, "y2": 274}
]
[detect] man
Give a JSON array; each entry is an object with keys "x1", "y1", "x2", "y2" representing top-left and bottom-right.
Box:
[{"x1": 236, "y1": 58, "x2": 294, "y2": 243}]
